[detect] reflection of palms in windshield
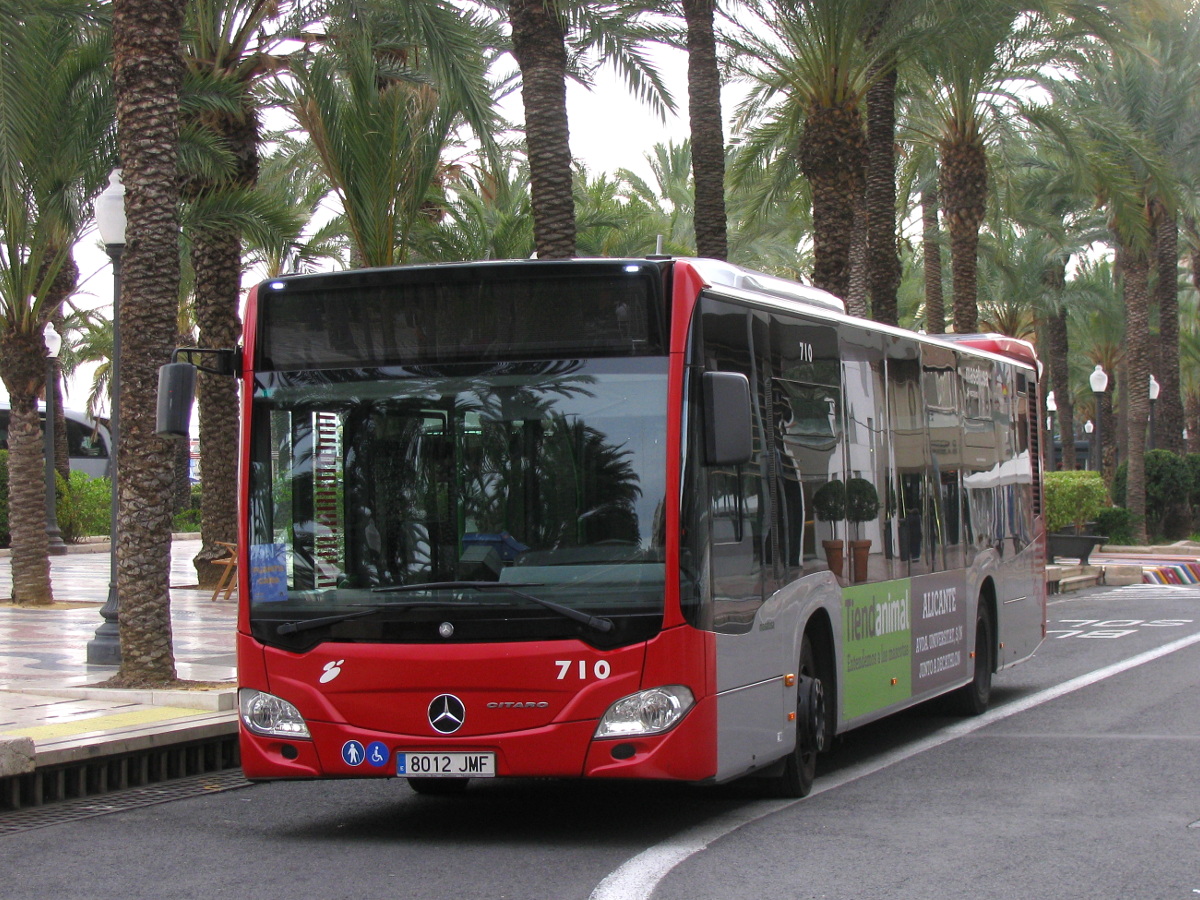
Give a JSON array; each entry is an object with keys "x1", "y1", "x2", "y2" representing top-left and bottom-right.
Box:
[
  {"x1": 341, "y1": 375, "x2": 645, "y2": 588},
  {"x1": 466, "y1": 410, "x2": 642, "y2": 550}
]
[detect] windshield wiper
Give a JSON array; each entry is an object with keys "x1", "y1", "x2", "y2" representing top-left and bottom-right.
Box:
[
  {"x1": 275, "y1": 599, "x2": 463, "y2": 636},
  {"x1": 371, "y1": 580, "x2": 615, "y2": 633}
]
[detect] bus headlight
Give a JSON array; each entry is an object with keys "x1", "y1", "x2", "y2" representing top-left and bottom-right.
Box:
[
  {"x1": 595, "y1": 686, "x2": 695, "y2": 738},
  {"x1": 239, "y1": 688, "x2": 311, "y2": 739}
]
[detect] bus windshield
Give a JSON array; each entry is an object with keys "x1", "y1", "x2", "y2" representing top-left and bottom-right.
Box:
[{"x1": 246, "y1": 357, "x2": 669, "y2": 650}]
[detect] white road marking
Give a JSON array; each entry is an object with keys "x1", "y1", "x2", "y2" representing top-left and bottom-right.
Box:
[{"x1": 589, "y1": 630, "x2": 1200, "y2": 900}]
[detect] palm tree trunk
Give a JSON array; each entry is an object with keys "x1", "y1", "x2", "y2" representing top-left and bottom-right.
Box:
[
  {"x1": 846, "y1": 194, "x2": 869, "y2": 318},
  {"x1": 1118, "y1": 242, "x2": 1151, "y2": 544},
  {"x1": 0, "y1": 330, "x2": 53, "y2": 604},
  {"x1": 192, "y1": 227, "x2": 242, "y2": 587},
  {"x1": 189, "y1": 109, "x2": 254, "y2": 588},
  {"x1": 109, "y1": 0, "x2": 185, "y2": 686},
  {"x1": 683, "y1": 0, "x2": 727, "y2": 261},
  {"x1": 509, "y1": 0, "x2": 575, "y2": 259},
  {"x1": 1186, "y1": 392, "x2": 1200, "y2": 455},
  {"x1": 939, "y1": 139, "x2": 987, "y2": 333},
  {"x1": 46, "y1": 254, "x2": 78, "y2": 483},
  {"x1": 922, "y1": 186, "x2": 945, "y2": 334},
  {"x1": 1101, "y1": 388, "x2": 1116, "y2": 487},
  {"x1": 864, "y1": 56, "x2": 899, "y2": 326},
  {"x1": 1151, "y1": 199, "x2": 1184, "y2": 454},
  {"x1": 800, "y1": 103, "x2": 865, "y2": 299},
  {"x1": 1043, "y1": 257, "x2": 1075, "y2": 470}
]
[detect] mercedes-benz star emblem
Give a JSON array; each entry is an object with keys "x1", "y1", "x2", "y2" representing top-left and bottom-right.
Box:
[{"x1": 428, "y1": 694, "x2": 466, "y2": 734}]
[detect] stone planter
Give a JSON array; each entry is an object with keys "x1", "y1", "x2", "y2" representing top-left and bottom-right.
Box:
[{"x1": 1047, "y1": 533, "x2": 1108, "y2": 565}]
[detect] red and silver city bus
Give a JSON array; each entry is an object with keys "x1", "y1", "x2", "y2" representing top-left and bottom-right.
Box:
[{"x1": 164, "y1": 257, "x2": 1045, "y2": 797}]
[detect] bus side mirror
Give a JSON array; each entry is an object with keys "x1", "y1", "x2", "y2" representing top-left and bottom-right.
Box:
[
  {"x1": 156, "y1": 362, "x2": 196, "y2": 438},
  {"x1": 703, "y1": 371, "x2": 752, "y2": 466}
]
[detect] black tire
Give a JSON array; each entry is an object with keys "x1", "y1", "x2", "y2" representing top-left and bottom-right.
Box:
[
  {"x1": 768, "y1": 633, "x2": 827, "y2": 798},
  {"x1": 407, "y1": 777, "x2": 470, "y2": 796},
  {"x1": 949, "y1": 604, "x2": 993, "y2": 716}
]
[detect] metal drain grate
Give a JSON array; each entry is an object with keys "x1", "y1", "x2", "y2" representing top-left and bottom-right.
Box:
[
  {"x1": 0, "y1": 770, "x2": 252, "y2": 835},
  {"x1": 2, "y1": 733, "x2": 241, "y2": 813}
]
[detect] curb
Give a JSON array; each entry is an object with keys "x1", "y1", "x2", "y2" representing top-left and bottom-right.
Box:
[
  {"x1": 0, "y1": 533, "x2": 201, "y2": 558},
  {"x1": 9, "y1": 686, "x2": 236, "y2": 712},
  {"x1": 0, "y1": 737, "x2": 34, "y2": 777}
]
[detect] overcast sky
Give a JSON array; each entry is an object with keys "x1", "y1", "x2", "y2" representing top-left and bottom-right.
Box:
[{"x1": 44, "y1": 46, "x2": 724, "y2": 414}]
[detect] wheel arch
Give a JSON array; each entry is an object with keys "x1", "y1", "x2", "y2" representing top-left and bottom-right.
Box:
[
  {"x1": 803, "y1": 606, "x2": 838, "y2": 739},
  {"x1": 978, "y1": 576, "x2": 999, "y2": 674}
]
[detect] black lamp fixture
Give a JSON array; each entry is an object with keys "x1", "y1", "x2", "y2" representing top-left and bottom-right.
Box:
[
  {"x1": 87, "y1": 168, "x2": 126, "y2": 666},
  {"x1": 43, "y1": 322, "x2": 66, "y2": 555}
]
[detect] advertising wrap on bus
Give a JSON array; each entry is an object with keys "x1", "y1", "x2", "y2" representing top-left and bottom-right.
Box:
[{"x1": 158, "y1": 256, "x2": 1046, "y2": 799}]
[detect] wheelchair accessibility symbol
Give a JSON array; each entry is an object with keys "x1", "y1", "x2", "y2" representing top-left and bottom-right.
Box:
[{"x1": 366, "y1": 741, "x2": 390, "y2": 768}]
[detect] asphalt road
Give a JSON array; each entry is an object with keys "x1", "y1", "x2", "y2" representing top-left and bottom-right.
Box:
[{"x1": 2, "y1": 582, "x2": 1198, "y2": 900}]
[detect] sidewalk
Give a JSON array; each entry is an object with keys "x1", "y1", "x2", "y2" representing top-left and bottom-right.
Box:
[{"x1": 0, "y1": 538, "x2": 237, "y2": 783}]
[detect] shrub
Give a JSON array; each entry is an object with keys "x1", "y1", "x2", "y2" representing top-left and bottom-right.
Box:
[
  {"x1": 54, "y1": 471, "x2": 77, "y2": 542},
  {"x1": 173, "y1": 482, "x2": 201, "y2": 532},
  {"x1": 1111, "y1": 451, "x2": 1193, "y2": 539},
  {"x1": 173, "y1": 506, "x2": 201, "y2": 532},
  {"x1": 68, "y1": 472, "x2": 111, "y2": 537},
  {"x1": 1094, "y1": 507, "x2": 1134, "y2": 545},
  {"x1": 1146, "y1": 451, "x2": 1191, "y2": 538},
  {"x1": 1043, "y1": 470, "x2": 1109, "y2": 533},
  {"x1": 1187, "y1": 454, "x2": 1200, "y2": 508},
  {"x1": 0, "y1": 452, "x2": 80, "y2": 545}
]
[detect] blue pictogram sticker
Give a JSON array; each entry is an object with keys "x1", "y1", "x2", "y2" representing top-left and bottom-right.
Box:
[
  {"x1": 341, "y1": 740, "x2": 365, "y2": 766},
  {"x1": 366, "y1": 741, "x2": 390, "y2": 768}
]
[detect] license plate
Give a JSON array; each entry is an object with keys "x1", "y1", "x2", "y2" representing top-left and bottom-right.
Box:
[{"x1": 397, "y1": 752, "x2": 495, "y2": 778}]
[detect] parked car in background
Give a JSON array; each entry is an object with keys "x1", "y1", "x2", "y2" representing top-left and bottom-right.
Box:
[{"x1": 0, "y1": 402, "x2": 112, "y2": 478}]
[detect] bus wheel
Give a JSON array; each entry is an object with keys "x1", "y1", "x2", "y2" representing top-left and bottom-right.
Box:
[
  {"x1": 407, "y1": 777, "x2": 470, "y2": 796},
  {"x1": 949, "y1": 605, "x2": 993, "y2": 716},
  {"x1": 770, "y1": 633, "x2": 826, "y2": 798}
]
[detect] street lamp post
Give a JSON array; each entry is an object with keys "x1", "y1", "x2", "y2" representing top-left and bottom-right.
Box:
[
  {"x1": 43, "y1": 322, "x2": 66, "y2": 555},
  {"x1": 87, "y1": 169, "x2": 125, "y2": 666},
  {"x1": 1046, "y1": 390, "x2": 1057, "y2": 473},
  {"x1": 1084, "y1": 420, "x2": 1095, "y2": 471},
  {"x1": 1090, "y1": 365, "x2": 1109, "y2": 480},
  {"x1": 1148, "y1": 374, "x2": 1160, "y2": 452}
]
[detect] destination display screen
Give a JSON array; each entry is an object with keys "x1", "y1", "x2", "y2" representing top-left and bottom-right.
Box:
[{"x1": 256, "y1": 261, "x2": 668, "y2": 370}]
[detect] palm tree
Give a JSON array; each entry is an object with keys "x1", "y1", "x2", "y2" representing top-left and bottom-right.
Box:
[
  {"x1": 0, "y1": 1, "x2": 112, "y2": 605},
  {"x1": 1050, "y1": 10, "x2": 1198, "y2": 542},
  {"x1": 244, "y1": 135, "x2": 345, "y2": 275},
  {"x1": 914, "y1": 0, "x2": 1121, "y2": 333},
  {"x1": 682, "y1": 0, "x2": 727, "y2": 259},
  {"x1": 862, "y1": 0, "x2": 902, "y2": 325},
  {"x1": 1140, "y1": 6, "x2": 1200, "y2": 456},
  {"x1": 180, "y1": 0, "x2": 285, "y2": 587},
  {"x1": 275, "y1": 11, "x2": 497, "y2": 268},
  {"x1": 109, "y1": 0, "x2": 186, "y2": 685},
  {"x1": 729, "y1": 0, "x2": 934, "y2": 300},
  {"x1": 412, "y1": 152, "x2": 537, "y2": 262},
  {"x1": 501, "y1": 0, "x2": 675, "y2": 259},
  {"x1": 507, "y1": 0, "x2": 577, "y2": 260},
  {"x1": 1065, "y1": 257, "x2": 1124, "y2": 481}
]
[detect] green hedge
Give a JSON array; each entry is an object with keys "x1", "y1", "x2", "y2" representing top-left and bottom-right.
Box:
[
  {"x1": 1042, "y1": 470, "x2": 1109, "y2": 533},
  {"x1": 1111, "y1": 450, "x2": 1193, "y2": 539},
  {"x1": 1094, "y1": 507, "x2": 1134, "y2": 545},
  {"x1": 0, "y1": 450, "x2": 114, "y2": 546}
]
